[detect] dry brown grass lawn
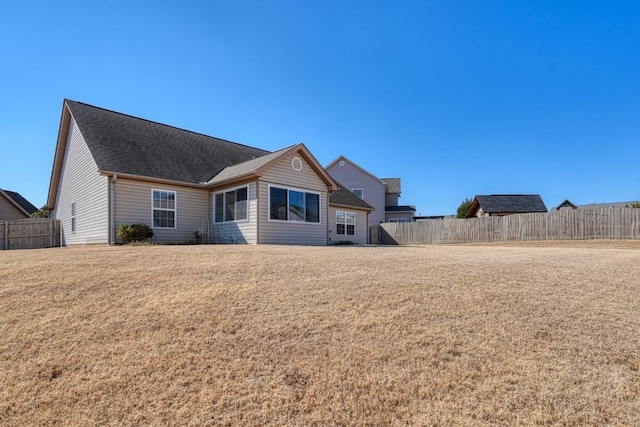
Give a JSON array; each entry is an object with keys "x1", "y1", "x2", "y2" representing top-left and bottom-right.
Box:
[{"x1": 1, "y1": 241, "x2": 639, "y2": 426}]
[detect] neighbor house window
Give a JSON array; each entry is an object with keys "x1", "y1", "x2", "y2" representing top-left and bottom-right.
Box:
[
  {"x1": 269, "y1": 186, "x2": 320, "y2": 223},
  {"x1": 336, "y1": 211, "x2": 355, "y2": 235},
  {"x1": 214, "y1": 186, "x2": 248, "y2": 222},
  {"x1": 71, "y1": 201, "x2": 76, "y2": 233},
  {"x1": 152, "y1": 189, "x2": 176, "y2": 228},
  {"x1": 352, "y1": 189, "x2": 363, "y2": 199}
]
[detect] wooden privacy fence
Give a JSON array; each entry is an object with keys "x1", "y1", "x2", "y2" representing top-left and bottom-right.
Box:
[
  {"x1": 374, "y1": 208, "x2": 640, "y2": 245},
  {"x1": 0, "y1": 219, "x2": 61, "y2": 250}
]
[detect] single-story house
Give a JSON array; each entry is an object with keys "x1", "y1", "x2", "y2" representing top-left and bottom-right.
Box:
[
  {"x1": 554, "y1": 199, "x2": 639, "y2": 210},
  {"x1": 0, "y1": 189, "x2": 38, "y2": 220},
  {"x1": 466, "y1": 194, "x2": 547, "y2": 218},
  {"x1": 46, "y1": 99, "x2": 374, "y2": 245}
]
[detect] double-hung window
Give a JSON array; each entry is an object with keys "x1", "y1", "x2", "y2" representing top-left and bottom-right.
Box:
[
  {"x1": 336, "y1": 211, "x2": 355, "y2": 235},
  {"x1": 351, "y1": 188, "x2": 363, "y2": 199},
  {"x1": 152, "y1": 190, "x2": 176, "y2": 228},
  {"x1": 269, "y1": 186, "x2": 320, "y2": 223},
  {"x1": 215, "y1": 187, "x2": 248, "y2": 222}
]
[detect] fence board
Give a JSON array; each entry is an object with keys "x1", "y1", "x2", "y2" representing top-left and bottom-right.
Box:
[
  {"x1": 0, "y1": 219, "x2": 61, "y2": 250},
  {"x1": 374, "y1": 209, "x2": 640, "y2": 245}
]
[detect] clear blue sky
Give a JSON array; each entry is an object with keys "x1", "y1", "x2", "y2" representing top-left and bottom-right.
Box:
[{"x1": 1, "y1": 1, "x2": 639, "y2": 214}]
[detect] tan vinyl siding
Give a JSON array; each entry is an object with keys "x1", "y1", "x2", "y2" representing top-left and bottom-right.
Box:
[
  {"x1": 0, "y1": 198, "x2": 28, "y2": 220},
  {"x1": 114, "y1": 178, "x2": 209, "y2": 243},
  {"x1": 328, "y1": 206, "x2": 369, "y2": 244},
  {"x1": 53, "y1": 118, "x2": 108, "y2": 244},
  {"x1": 211, "y1": 181, "x2": 258, "y2": 244},
  {"x1": 258, "y1": 152, "x2": 329, "y2": 245}
]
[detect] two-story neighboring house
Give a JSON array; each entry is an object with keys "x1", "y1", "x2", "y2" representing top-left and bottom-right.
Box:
[
  {"x1": 325, "y1": 156, "x2": 386, "y2": 226},
  {"x1": 325, "y1": 156, "x2": 417, "y2": 240},
  {"x1": 380, "y1": 178, "x2": 416, "y2": 223}
]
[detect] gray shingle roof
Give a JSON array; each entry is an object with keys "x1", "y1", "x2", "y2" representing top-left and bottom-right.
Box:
[
  {"x1": 1, "y1": 189, "x2": 38, "y2": 214},
  {"x1": 66, "y1": 100, "x2": 271, "y2": 184},
  {"x1": 385, "y1": 205, "x2": 416, "y2": 212},
  {"x1": 576, "y1": 201, "x2": 636, "y2": 209},
  {"x1": 329, "y1": 182, "x2": 374, "y2": 210},
  {"x1": 473, "y1": 194, "x2": 547, "y2": 215}
]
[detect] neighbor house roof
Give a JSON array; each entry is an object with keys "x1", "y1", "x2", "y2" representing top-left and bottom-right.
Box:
[
  {"x1": 0, "y1": 189, "x2": 38, "y2": 215},
  {"x1": 64, "y1": 100, "x2": 271, "y2": 184},
  {"x1": 554, "y1": 199, "x2": 577, "y2": 210},
  {"x1": 466, "y1": 194, "x2": 547, "y2": 218},
  {"x1": 329, "y1": 182, "x2": 374, "y2": 211},
  {"x1": 385, "y1": 205, "x2": 416, "y2": 212},
  {"x1": 381, "y1": 178, "x2": 401, "y2": 195},
  {"x1": 576, "y1": 201, "x2": 636, "y2": 209}
]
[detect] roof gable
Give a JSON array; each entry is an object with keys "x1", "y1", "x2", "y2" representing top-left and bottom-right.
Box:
[
  {"x1": 555, "y1": 199, "x2": 577, "y2": 210},
  {"x1": 325, "y1": 155, "x2": 384, "y2": 184},
  {"x1": 65, "y1": 100, "x2": 271, "y2": 184},
  {"x1": 207, "y1": 143, "x2": 338, "y2": 191}
]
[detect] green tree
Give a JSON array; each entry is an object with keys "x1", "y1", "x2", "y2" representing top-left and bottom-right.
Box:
[
  {"x1": 30, "y1": 208, "x2": 50, "y2": 218},
  {"x1": 456, "y1": 198, "x2": 473, "y2": 218},
  {"x1": 627, "y1": 201, "x2": 640, "y2": 208}
]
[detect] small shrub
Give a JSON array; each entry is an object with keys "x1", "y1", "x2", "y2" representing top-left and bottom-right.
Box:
[
  {"x1": 626, "y1": 201, "x2": 640, "y2": 208},
  {"x1": 117, "y1": 224, "x2": 154, "y2": 243}
]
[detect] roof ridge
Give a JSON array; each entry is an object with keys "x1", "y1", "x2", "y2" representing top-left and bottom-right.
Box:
[{"x1": 64, "y1": 99, "x2": 270, "y2": 154}]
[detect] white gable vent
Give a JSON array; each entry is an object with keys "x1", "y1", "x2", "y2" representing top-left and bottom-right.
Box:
[{"x1": 291, "y1": 157, "x2": 303, "y2": 171}]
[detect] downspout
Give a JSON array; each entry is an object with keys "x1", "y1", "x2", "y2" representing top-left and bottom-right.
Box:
[
  {"x1": 109, "y1": 174, "x2": 117, "y2": 245},
  {"x1": 256, "y1": 180, "x2": 260, "y2": 244}
]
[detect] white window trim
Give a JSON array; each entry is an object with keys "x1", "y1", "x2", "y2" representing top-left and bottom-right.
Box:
[
  {"x1": 267, "y1": 184, "x2": 322, "y2": 225},
  {"x1": 71, "y1": 201, "x2": 76, "y2": 234},
  {"x1": 151, "y1": 189, "x2": 177, "y2": 229},
  {"x1": 213, "y1": 185, "x2": 250, "y2": 223},
  {"x1": 389, "y1": 218, "x2": 408, "y2": 223},
  {"x1": 336, "y1": 210, "x2": 356, "y2": 235},
  {"x1": 351, "y1": 188, "x2": 364, "y2": 199}
]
